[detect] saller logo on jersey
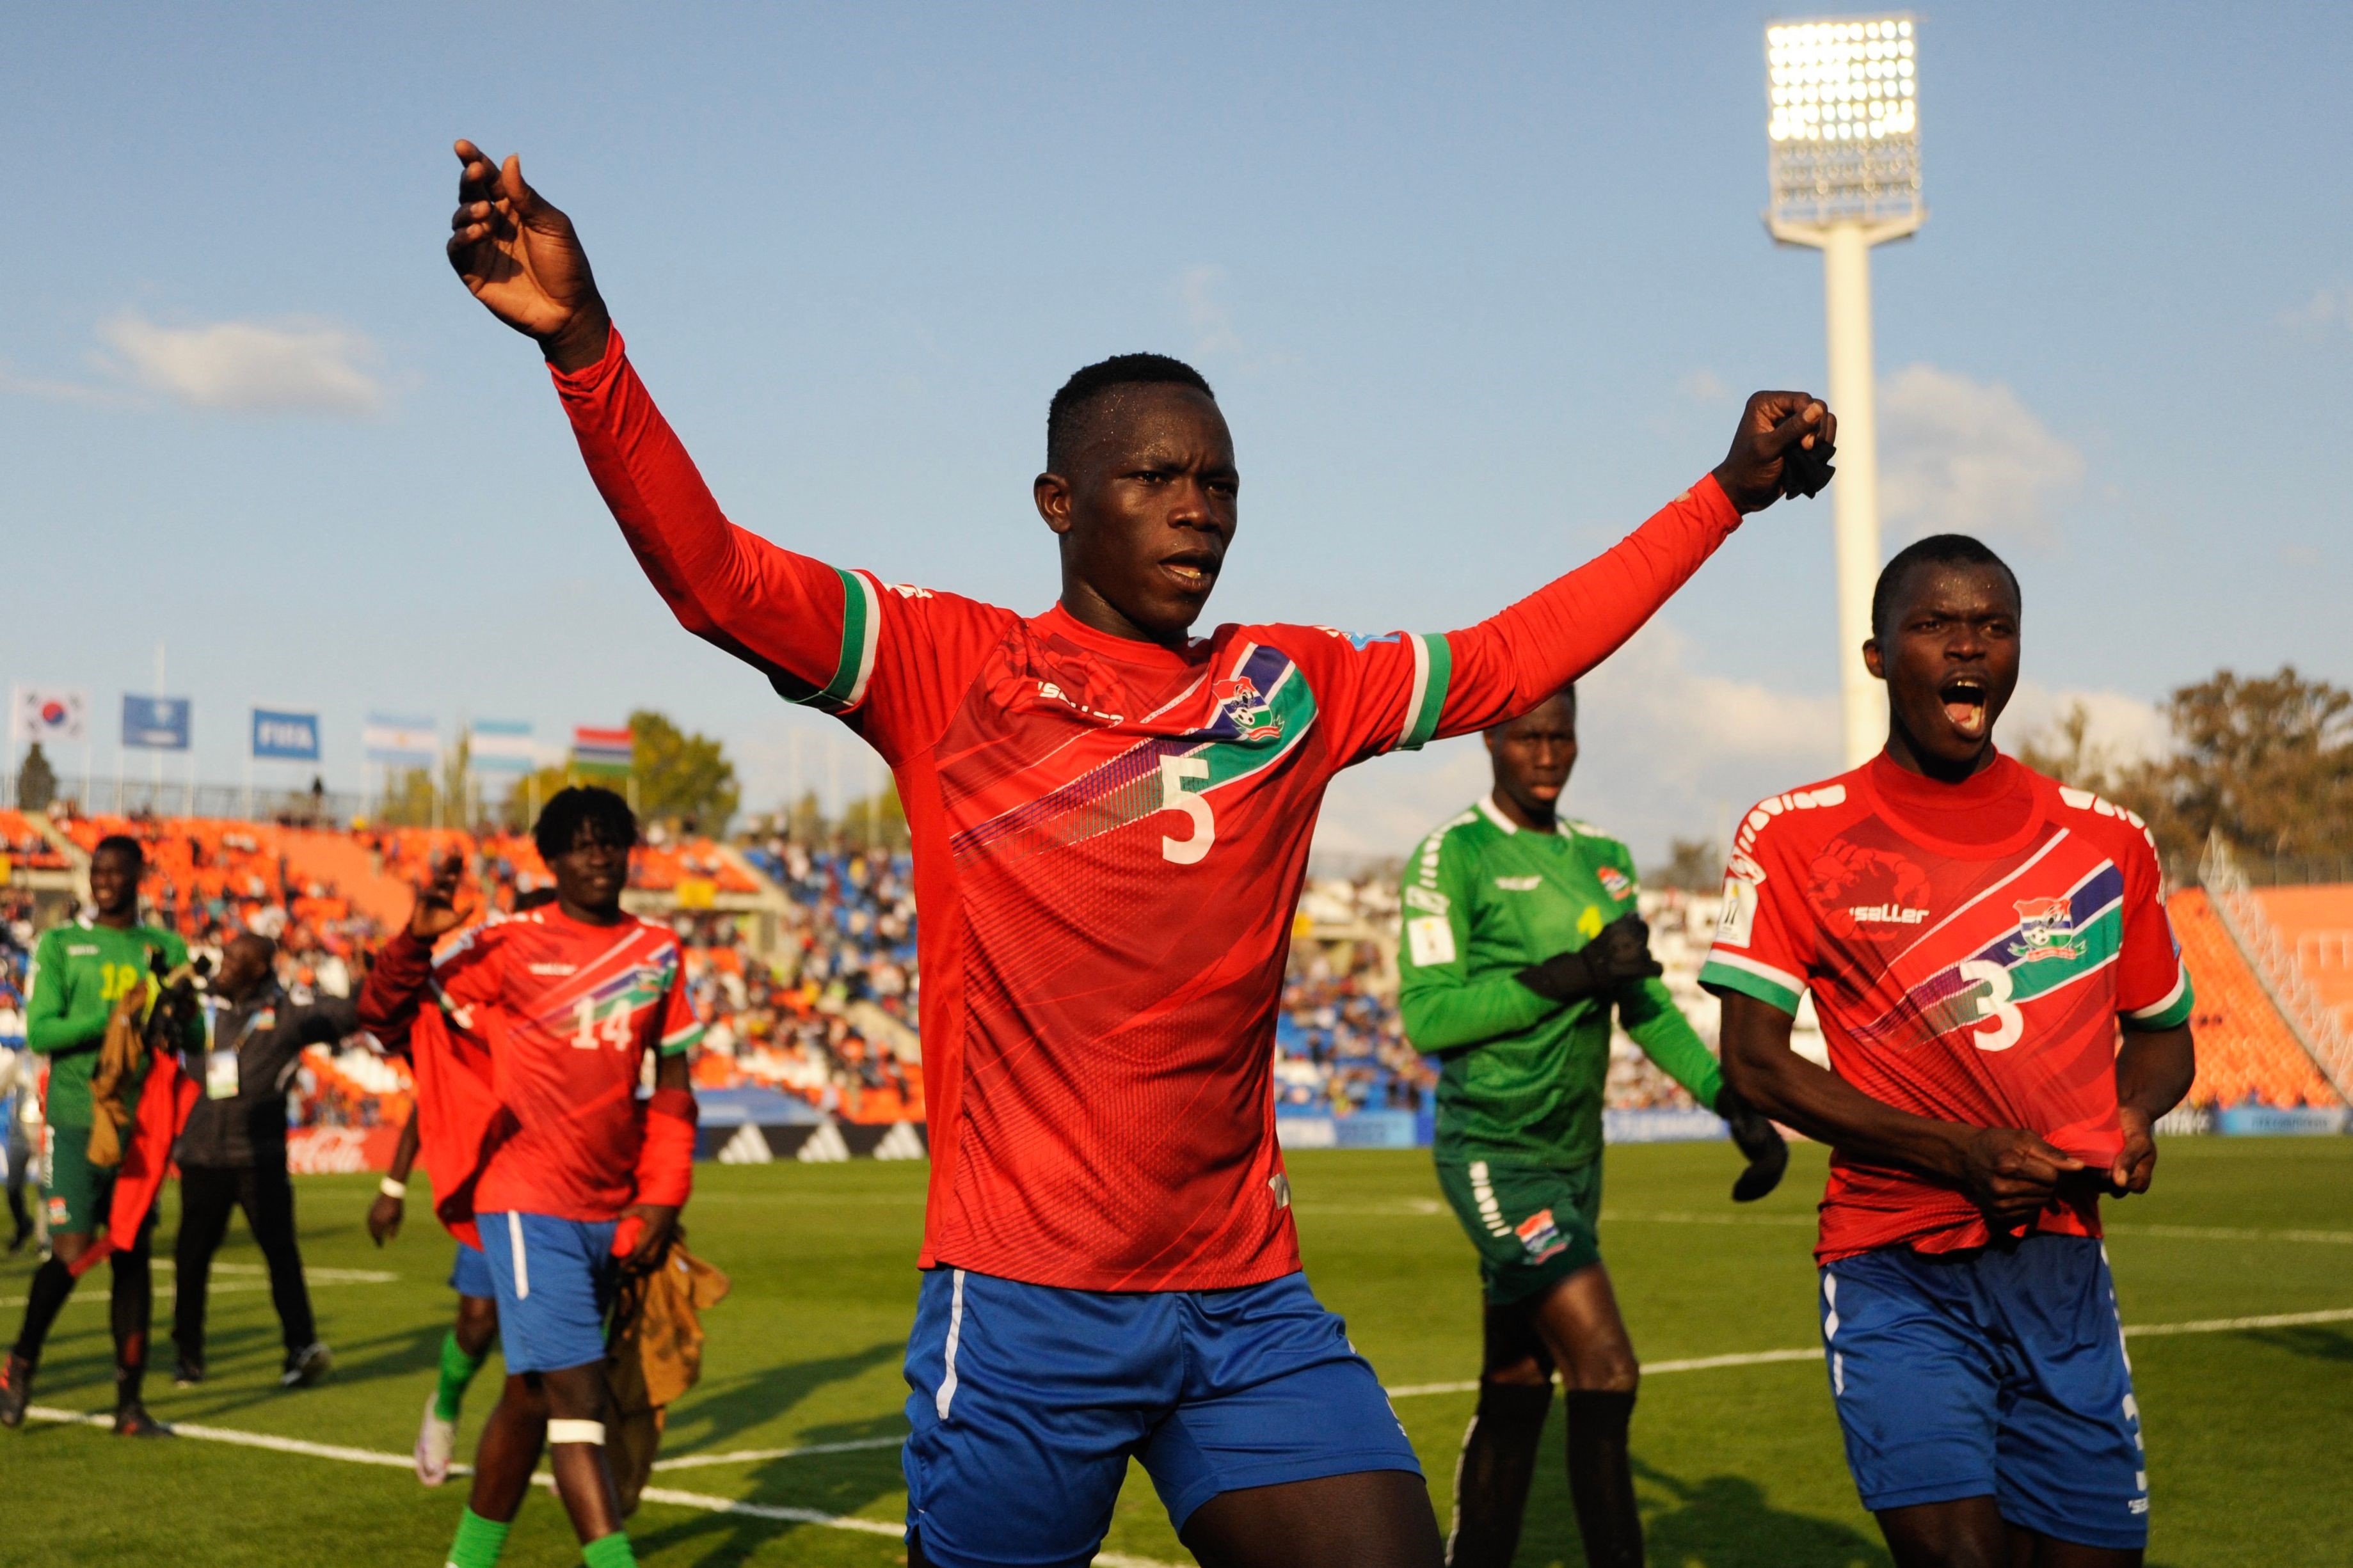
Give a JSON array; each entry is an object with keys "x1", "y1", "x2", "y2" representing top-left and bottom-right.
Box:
[
  {"x1": 2010, "y1": 896, "x2": 2089, "y2": 962},
  {"x1": 1212, "y1": 676, "x2": 1283, "y2": 741}
]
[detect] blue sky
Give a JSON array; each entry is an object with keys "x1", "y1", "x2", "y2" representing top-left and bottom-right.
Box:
[{"x1": 4, "y1": 3, "x2": 2347, "y2": 862}]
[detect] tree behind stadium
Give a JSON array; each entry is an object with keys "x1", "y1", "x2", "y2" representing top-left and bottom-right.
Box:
[{"x1": 2022, "y1": 665, "x2": 2353, "y2": 880}]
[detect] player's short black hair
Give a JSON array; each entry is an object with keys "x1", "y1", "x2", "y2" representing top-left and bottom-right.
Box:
[
  {"x1": 92, "y1": 833, "x2": 145, "y2": 866},
  {"x1": 1485, "y1": 683, "x2": 1577, "y2": 740},
  {"x1": 1870, "y1": 534, "x2": 2022, "y2": 640},
  {"x1": 532, "y1": 786, "x2": 638, "y2": 864},
  {"x1": 1046, "y1": 353, "x2": 1216, "y2": 473}
]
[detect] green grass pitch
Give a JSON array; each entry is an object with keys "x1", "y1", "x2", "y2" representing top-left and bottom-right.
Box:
[{"x1": 4, "y1": 1138, "x2": 2346, "y2": 1566}]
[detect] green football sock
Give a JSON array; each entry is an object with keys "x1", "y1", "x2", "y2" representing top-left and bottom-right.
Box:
[
  {"x1": 435, "y1": 1329, "x2": 489, "y2": 1423},
  {"x1": 445, "y1": 1507, "x2": 510, "y2": 1568},
  {"x1": 580, "y1": 1531, "x2": 637, "y2": 1568}
]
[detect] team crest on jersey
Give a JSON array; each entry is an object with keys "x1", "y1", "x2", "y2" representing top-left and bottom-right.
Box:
[
  {"x1": 2009, "y1": 896, "x2": 2088, "y2": 963},
  {"x1": 1596, "y1": 865, "x2": 1634, "y2": 902},
  {"x1": 1515, "y1": 1208, "x2": 1567, "y2": 1264},
  {"x1": 1213, "y1": 676, "x2": 1284, "y2": 741}
]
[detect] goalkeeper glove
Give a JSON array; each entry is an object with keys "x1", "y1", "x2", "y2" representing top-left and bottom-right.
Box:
[
  {"x1": 1715, "y1": 1084, "x2": 1789, "y2": 1203},
  {"x1": 1517, "y1": 914, "x2": 1664, "y2": 1003}
]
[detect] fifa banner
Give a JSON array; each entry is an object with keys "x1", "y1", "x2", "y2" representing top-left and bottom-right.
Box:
[
  {"x1": 11, "y1": 685, "x2": 87, "y2": 744},
  {"x1": 571, "y1": 724, "x2": 634, "y2": 777},
  {"x1": 122, "y1": 695, "x2": 192, "y2": 751},
  {"x1": 470, "y1": 719, "x2": 537, "y2": 774},
  {"x1": 251, "y1": 708, "x2": 321, "y2": 761},
  {"x1": 363, "y1": 713, "x2": 439, "y2": 767}
]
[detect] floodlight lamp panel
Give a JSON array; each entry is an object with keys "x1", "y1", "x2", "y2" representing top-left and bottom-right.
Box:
[{"x1": 1764, "y1": 12, "x2": 1923, "y2": 229}]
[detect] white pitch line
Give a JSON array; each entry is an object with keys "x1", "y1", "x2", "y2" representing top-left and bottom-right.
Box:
[
  {"x1": 0, "y1": 1264, "x2": 397, "y2": 1310},
  {"x1": 22, "y1": 1301, "x2": 2349, "y2": 1561},
  {"x1": 20, "y1": 1405, "x2": 1182, "y2": 1568},
  {"x1": 1382, "y1": 1306, "x2": 2353, "y2": 1398},
  {"x1": 653, "y1": 1434, "x2": 907, "y2": 1470}
]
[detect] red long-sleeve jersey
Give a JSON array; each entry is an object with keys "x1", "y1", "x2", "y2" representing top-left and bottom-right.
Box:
[{"x1": 554, "y1": 327, "x2": 1743, "y2": 1290}]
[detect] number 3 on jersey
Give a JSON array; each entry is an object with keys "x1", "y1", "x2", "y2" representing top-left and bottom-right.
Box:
[
  {"x1": 1958, "y1": 959, "x2": 2023, "y2": 1052},
  {"x1": 571, "y1": 995, "x2": 635, "y2": 1051},
  {"x1": 1160, "y1": 755, "x2": 1214, "y2": 865}
]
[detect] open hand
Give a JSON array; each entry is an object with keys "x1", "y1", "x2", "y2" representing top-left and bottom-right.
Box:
[
  {"x1": 407, "y1": 852, "x2": 470, "y2": 944},
  {"x1": 2108, "y1": 1106, "x2": 2158, "y2": 1196},
  {"x1": 446, "y1": 139, "x2": 610, "y2": 370},
  {"x1": 1956, "y1": 1127, "x2": 2085, "y2": 1231},
  {"x1": 1712, "y1": 391, "x2": 1838, "y2": 514}
]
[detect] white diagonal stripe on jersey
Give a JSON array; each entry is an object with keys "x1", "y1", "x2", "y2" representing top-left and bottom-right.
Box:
[{"x1": 1885, "y1": 827, "x2": 2073, "y2": 972}]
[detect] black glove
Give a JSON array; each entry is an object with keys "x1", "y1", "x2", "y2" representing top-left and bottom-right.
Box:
[
  {"x1": 1517, "y1": 914, "x2": 1663, "y2": 1002},
  {"x1": 1716, "y1": 1083, "x2": 1789, "y2": 1203},
  {"x1": 1779, "y1": 436, "x2": 1836, "y2": 500}
]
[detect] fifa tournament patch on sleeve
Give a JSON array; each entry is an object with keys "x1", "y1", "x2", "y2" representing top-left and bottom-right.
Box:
[
  {"x1": 1407, "y1": 915, "x2": 1457, "y2": 967},
  {"x1": 1716, "y1": 872, "x2": 1759, "y2": 947}
]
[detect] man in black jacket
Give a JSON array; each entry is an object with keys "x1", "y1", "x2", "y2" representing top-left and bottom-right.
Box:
[{"x1": 171, "y1": 932, "x2": 356, "y2": 1388}]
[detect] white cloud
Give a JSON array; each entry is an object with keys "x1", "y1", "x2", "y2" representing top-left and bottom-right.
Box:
[
  {"x1": 1311, "y1": 624, "x2": 2174, "y2": 870},
  {"x1": 2280, "y1": 285, "x2": 2353, "y2": 333},
  {"x1": 1679, "y1": 367, "x2": 1730, "y2": 402},
  {"x1": 1315, "y1": 622, "x2": 1840, "y2": 868},
  {"x1": 1180, "y1": 265, "x2": 1247, "y2": 361},
  {"x1": 1879, "y1": 363, "x2": 2084, "y2": 546},
  {"x1": 2002, "y1": 680, "x2": 2168, "y2": 764},
  {"x1": 97, "y1": 312, "x2": 385, "y2": 416}
]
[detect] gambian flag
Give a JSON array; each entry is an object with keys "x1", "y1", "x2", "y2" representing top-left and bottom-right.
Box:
[{"x1": 573, "y1": 724, "x2": 634, "y2": 777}]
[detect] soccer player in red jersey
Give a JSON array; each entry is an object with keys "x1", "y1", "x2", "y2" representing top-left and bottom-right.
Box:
[
  {"x1": 1702, "y1": 535, "x2": 2196, "y2": 1568},
  {"x1": 442, "y1": 139, "x2": 1833, "y2": 1567},
  {"x1": 359, "y1": 790, "x2": 703, "y2": 1568}
]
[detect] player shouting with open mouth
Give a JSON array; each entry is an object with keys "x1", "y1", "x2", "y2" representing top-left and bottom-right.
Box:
[
  {"x1": 1703, "y1": 535, "x2": 2197, "y2": 1568},
  {"x1": 442, "y1": 139, "x2": 1832, "y2": 1568}
]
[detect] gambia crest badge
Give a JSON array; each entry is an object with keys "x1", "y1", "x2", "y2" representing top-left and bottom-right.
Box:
[
  {"x1": 1213, "y1": 676, "x2": 1283, "y2": 741},
  {"x1": 2009, "y1": 896, "x2": 2087, "y2": 963}
]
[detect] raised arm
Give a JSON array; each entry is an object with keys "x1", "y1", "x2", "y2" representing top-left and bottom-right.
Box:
[
  {"x1": 444, "y1": 140, "x2": 870, "y2": 709},
  {"x1": 1430, "y1": 392, "x2": 1838, "y2": 738},
  {"x1": 355, "y1": 853, "x2": 469, "y2": 1050}
]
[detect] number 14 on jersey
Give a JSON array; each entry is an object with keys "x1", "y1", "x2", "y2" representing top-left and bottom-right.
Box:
[{"x1": 571, "y1": 995, "x2": 635, "y2": 1051}]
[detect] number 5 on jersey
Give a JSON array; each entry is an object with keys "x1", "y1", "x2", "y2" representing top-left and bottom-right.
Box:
[
  {"x1": 1160, "y1": 756, "x2": 1214, "y2": 865},
  {"x1": 571, "y1": 995, "x2": 634, "y2": 1051}
]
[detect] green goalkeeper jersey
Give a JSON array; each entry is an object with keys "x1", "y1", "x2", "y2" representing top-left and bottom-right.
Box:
[
  {"x1": 24, "y1": 917, "x2": 193, "y2": 1128},
  {"x1": 1398, "y1": 798, "x2": 1721, "y2": 1170}
]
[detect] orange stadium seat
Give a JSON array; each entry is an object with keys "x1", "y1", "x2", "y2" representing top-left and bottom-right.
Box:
[
  {"x1": 2171, "y1": 888, "x2": 2341, "y2": 1109},
  {"x1": 2255, "y1": 884, "x2": 2353, "y2": 1042}
]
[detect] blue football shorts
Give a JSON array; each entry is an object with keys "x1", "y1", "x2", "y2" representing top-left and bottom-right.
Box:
[
  {"x1": 1819, "y1": 1233, "x2": 2149, "y2": 1551},
  {"x1": 900, "y1": 1267, "x2": 1421, "y2": 1568},
  {"x1": 449, "y1": 1241, "x2": 494, "y2": 1301},
  {"x1": 477, "y1": 1211, "x2": 619, "y2": 1375}
]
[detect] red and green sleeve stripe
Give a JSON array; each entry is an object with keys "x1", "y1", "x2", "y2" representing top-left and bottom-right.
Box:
[
  {"x1": 1398, "y1": 632, "x2": 1451, "y2": 752},
  {"x1": 772, "y1": 567, "x2": 882, "y2": 714}
]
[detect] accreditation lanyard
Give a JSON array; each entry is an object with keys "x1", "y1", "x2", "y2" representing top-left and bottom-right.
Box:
[{"x1": 202, "y1": 999, "x2": 267, "y2": 1102}]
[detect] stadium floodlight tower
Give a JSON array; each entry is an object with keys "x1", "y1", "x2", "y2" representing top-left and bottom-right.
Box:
[{"x1": 1766, "y1": 15, "x2": 1923, "y2": 768}]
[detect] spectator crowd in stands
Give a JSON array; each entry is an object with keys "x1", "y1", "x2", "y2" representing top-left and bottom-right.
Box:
[{"x1": 3, "y1": 800, "x2": 2343, "y2": 1139}]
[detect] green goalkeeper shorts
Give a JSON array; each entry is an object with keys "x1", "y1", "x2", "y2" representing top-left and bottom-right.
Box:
[
  {"x1": 1435, "y1": 1158, "x2": 1604, "y2": 1306},
  {"x1": 42, "y1": 1124, "x2": 116, "y2": 1237}
]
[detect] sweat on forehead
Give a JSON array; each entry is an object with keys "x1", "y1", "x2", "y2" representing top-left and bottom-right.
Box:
[
  {"x1": 1044, "y1": 354, "x2": 1216, "y2": 473},
  {"x1": 1870, "y1": 534, "x2": 2021, "y2": 638}
]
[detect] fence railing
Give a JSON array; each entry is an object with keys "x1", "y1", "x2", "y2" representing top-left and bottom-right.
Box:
[
  {"x1": 1, "y1": 773, "x2": 365, "y2": 825},
  {"x1": 2201, "y1": 832, "x2": 2353, "y2": 1102}
]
